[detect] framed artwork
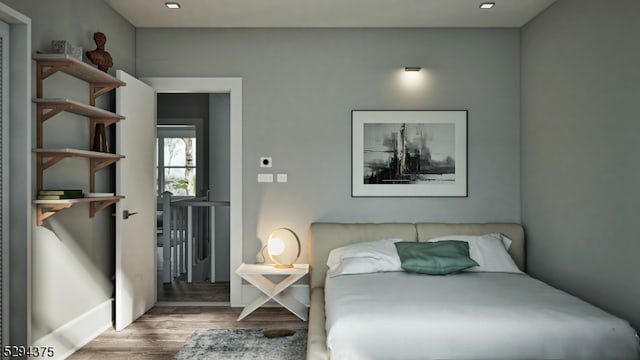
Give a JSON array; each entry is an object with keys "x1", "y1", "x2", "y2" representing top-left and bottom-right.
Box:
[{"x1": 352, "y1": 110, "x2": 467, "y2": 197}]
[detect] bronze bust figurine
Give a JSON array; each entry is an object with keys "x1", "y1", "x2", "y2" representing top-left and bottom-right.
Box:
[{"x1": 86, "y1": 32, "x2": 113, "y2": 72}]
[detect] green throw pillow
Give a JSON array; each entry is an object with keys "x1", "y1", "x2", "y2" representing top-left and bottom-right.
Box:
[{"x1": 394, "y1": 240, "x2": 478, "y2": 275}]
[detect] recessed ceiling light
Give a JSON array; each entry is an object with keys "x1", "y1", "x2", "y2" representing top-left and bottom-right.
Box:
[
  {"x1": 165, "y1": 2, "x2": 181, "y2": 9},
  {"x1": 480, "y1": 2, "x2": 495, "y2": 9}
]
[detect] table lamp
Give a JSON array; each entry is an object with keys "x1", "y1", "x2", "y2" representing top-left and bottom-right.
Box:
[{"x1": 267, "y1": 227, "x2": 301, "y2": 268}]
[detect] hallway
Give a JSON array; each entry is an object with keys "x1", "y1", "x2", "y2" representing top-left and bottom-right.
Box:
[{"x1": 157, "y1": 281, "x2": 230, "y2": 303}]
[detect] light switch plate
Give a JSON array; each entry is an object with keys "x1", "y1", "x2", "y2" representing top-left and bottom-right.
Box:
[
  {"x1": 277, "y1": 173, "x2": 288, "y2": 183},
  {"x1": 258, "y1": 173, "x2": 273, "y2": 183}
]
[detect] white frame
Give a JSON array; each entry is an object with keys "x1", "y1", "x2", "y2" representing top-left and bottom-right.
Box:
[
  {"x1": 0, "y1": 3, "x2": 31, "y2": 346},
  {"x1": 0, "y1": 17, "x2": 8, "y2": 347},
  {"x1": 352, "y1": 110, "x2": 467, "y2": 197},
  {"x1": 142, "y1": 77, "x2": 243, "y2": 306},
  {"x1": 156, "y1": 123, "x2": 199, "y2": 198}
]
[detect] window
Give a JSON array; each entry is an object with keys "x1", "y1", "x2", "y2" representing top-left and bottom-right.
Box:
[{"x1": 157, "y1": 125, "x2": 197, "y2": 196}]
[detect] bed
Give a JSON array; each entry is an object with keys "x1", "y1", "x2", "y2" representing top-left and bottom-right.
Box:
[{"x1": 306, "y1": 222, "x2": 640, "y2": 360}]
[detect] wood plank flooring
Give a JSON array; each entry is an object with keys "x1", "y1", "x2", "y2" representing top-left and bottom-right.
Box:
[
  {"x1": 68, "y1": 306, "x2": 307, "y2": 360},
  {"x1": 158, "y1": 281, "x2": 230, "y2": 302}
]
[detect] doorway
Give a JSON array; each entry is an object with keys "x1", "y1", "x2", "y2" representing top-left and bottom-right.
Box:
[
  {"x1": 142, "y1": 78, "x2": 242, "y2": 306},
  {"x1": 155, "y1": 93, "x2": 230, "y2": 303}
]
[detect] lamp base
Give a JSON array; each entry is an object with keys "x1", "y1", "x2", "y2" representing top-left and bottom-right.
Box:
[{"x1": 273, "y1": 263, "x2": 294, "y2": 269}]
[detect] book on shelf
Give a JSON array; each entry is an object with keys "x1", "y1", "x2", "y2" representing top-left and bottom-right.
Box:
[
  {"x1": 37, "y1": 189, "x2": 84, "y2": 200},
  {"x1": 39, "y1": 189, "x2": 83, "y2": 196},
  {"x1": 37, "y1": 195, "x2": 85, "y2": 200}
]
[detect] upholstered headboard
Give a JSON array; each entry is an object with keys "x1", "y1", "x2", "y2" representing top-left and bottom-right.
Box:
[{"x1": 307, "y1": 222, "x2": 525, "y2": 288}]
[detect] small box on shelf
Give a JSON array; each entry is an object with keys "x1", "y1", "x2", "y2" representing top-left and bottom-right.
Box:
[{"x1": 51, "y1": 40, "x2": 83, "y2": 61}]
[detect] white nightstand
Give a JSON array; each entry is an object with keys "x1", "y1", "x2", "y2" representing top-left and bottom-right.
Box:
[{"x1": 235, "y1": 263, "x2": 309, "y2": 321}]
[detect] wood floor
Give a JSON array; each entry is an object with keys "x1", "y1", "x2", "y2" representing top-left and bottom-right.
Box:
[
  {"x1": 158, "y1": 281, "x2": 230, "y2": 302},
  {"x1": 68, "y1": 306, "x2": 307, "y2": 360}
]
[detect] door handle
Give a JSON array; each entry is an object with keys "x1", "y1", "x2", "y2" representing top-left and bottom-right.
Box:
[{"x1": 123, "y1": 210, "x2": 139, "y2": 219}]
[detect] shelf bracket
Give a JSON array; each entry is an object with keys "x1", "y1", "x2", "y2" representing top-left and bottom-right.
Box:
[
  {"x1": 90, "y1": 157, "x2": 121, "y2": 193},
  {"x1": 36, "y1": 62, "x2": 71, "y2": 98},
  {"x1": 91, "y1": 158, "x2": 119, "y2": 173},
  {"x1": 38, "y1": 62, "x2": 70, "y2": 80},
  {"x1": 90, "y1": 83, "x2": 120, "y2": 105},
  {"x1": 39, "y1": 153, "x2": 70, "y2": 171},
  {"x1": 36, "y1": 153, "x2": 70, "y2": 191},
  {"x1": 36, "y1": 203, "x2": 73, "y2": 226},
  {"x1": 38, "y1": 103, "x2": 69, "y2": 122},
  {"x1": 90, "y1": 198, "x2": 120, "y2": 218},
  {"x1": 36, "y1": 103, "x2": 70, "y2": 147}
]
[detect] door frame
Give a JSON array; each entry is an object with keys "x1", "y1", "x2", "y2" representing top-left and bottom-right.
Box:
[
  {"x1": 0, "y1": 17, "x2": 9, "y2": 348},
  {"x1": 0, "y1": 3, "x2": 31, "y2": 346},
  {"x1": 142, "y1": 77, "x2": 243, "y2": 306}
]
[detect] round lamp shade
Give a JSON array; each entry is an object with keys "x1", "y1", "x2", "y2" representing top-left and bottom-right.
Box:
[{"x1": 267, "y1": 228, "x2": 300, "y2": 268}]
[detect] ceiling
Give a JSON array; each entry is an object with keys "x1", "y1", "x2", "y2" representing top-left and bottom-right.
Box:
[{"x1": 104, "y1": 0, "x2": 557, "y2": 28}]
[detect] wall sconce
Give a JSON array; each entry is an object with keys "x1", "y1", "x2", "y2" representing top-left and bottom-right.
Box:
[
  {"x1": 267, "y1": 228, "x2": 301, "y2": 268},
  {"x1": 404, "y1": 67, "x2": 422, "y2": 72}
]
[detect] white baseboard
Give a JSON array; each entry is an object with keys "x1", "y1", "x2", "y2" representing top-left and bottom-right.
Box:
[
  {"x1": 31, "y1": 299, "x2": 113, "y2": 360},
  {"x1": 240, "y1": 284, "x2": 309, "y2": 307}
]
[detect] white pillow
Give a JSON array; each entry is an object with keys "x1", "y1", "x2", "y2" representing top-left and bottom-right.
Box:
[
  {"x1": 326, "y1": 238, "x2": 403, "y2": 277},
  {"x1": 427, "y1": 233, "x2": 521, "y2": 273},
  {"x1": 499, "y1": 233, "x2": 513, "y2": 250}
]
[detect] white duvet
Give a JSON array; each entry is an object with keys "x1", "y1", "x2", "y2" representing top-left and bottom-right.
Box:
[{"x1": 325, "y1": 271, "x2": 640, "y2": 360}]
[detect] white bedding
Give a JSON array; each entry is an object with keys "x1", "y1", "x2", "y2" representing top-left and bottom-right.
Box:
[{"x1": 325, "y1": 271, "x2": 640, "y2": 360}]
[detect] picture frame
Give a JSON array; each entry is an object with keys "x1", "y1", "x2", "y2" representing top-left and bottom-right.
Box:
[{"x1": 352, "y1": 110, "x2": 467, "y2": 197}]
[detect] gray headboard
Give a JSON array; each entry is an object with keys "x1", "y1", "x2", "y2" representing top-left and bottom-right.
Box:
[{"x1": 307, "y1": 222, "x2": 525, "y2": 289}]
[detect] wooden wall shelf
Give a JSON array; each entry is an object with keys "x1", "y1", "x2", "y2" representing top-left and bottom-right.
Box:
[
  {"x1": 34, "y1": 196, "x2": 125, "y2": 226},
  {"x1": 33, "y1": 54, "x2": 127, "y2": 225},
  {"x1": 34, "y1": 148, "x2": 125, "y2": 192},
  {"x1": 34, "y1": 148, "x2": 125, "y2": 160},
  {"x1": 34, "y1": 98, "x2": 126, "y2": 149},
  {"x1": 34, "y1": 53, "x2": 126, "y2": 104},
  {"x1": 34, "y1": 98, "x2": 124, "y2": 122}
]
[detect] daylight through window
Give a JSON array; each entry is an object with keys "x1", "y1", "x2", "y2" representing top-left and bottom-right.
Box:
[{"x1": 157, "y1": 125, "x2": 197, "y2": 196}]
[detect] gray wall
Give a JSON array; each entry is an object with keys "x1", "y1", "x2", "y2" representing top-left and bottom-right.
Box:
[
  {"x1": 2, "y1": 0, "x2": 135, "y2": 341},
  {"x1": 136, "y1": 28, "x2": 522, "y2": 262},
  {"x1": 522, "y1": 0, "x2": 640, "y2": 330}
]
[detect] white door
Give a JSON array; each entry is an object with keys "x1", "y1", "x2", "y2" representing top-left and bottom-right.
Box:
[{"x1": 115, "y1": 70, "x2": 156, "y2": 331}]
